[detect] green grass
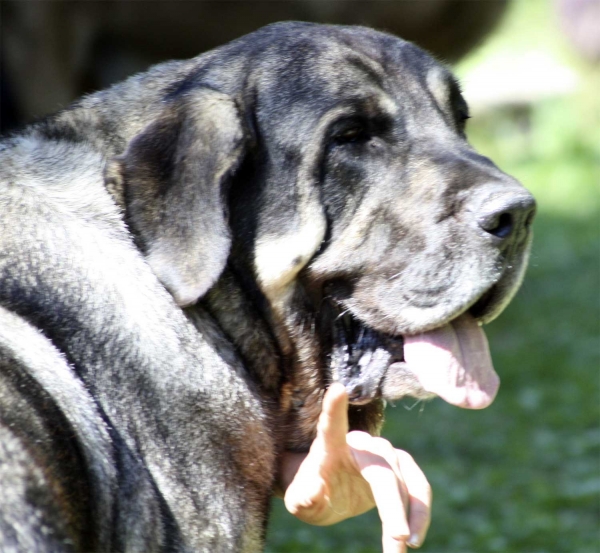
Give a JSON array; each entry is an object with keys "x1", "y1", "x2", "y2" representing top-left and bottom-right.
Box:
[{"x1": 265, "y1": 1, "x2": 600, "y2": 551}]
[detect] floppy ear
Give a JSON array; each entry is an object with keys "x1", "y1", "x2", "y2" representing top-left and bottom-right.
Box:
[{"x1": 116, "y1": 89, "x2": 246, "y2": 306}]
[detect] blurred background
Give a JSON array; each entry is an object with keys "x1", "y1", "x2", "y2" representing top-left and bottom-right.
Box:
[{"x1": 1, "y1": 0, "x2": 598, "y2": 551}]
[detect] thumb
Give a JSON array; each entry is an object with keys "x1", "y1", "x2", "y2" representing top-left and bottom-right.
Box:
[{"x1": 315, "y1": 383, "x2": 349, "y2": 452}]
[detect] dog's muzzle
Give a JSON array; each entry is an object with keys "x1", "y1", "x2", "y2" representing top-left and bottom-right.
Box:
[{"x1": 324, "y1": 297, "x2": 501, "y2": 410}]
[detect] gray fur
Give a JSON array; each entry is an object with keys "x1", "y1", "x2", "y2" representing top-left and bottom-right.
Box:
[{"x1": 0, "y1": 22, "x2": 534, "y2": 551}]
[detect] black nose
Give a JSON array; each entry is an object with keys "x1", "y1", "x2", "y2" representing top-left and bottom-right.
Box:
[{"x1": 477, "y1": 192, "x2": 536, "y2": 242}]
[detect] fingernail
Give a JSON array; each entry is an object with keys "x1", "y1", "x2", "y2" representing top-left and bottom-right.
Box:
[{"x1": 407, "y1": 534, "x2": 421, "y2": 548}]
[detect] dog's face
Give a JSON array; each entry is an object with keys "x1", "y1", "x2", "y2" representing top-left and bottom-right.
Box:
[{"x1": 118, "y1": 23, "x2": 535, "y2": 446}]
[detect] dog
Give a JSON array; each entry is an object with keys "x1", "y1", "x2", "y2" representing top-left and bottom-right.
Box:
[{"x1": 0, "y1": 22, "x2": 535, "y2": 552}]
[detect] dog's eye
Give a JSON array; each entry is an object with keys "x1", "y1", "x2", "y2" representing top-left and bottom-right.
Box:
[
  {"x1": 457, "y1": 109, "x2": 471, "y2": 126},
  {"x1": 333, "y1": 126, "x2": 370, "y2": 146},
  {"x1": 447, "y1": 78, "x2": 470, "y2": 133},
  {"x1": 453, "y1": 95, "x2": 470, "y2": 133}
]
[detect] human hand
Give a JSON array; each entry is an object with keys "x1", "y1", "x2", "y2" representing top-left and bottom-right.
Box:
[{"x1": 278, "y1": 383, "x2": 431, "y2": 553}]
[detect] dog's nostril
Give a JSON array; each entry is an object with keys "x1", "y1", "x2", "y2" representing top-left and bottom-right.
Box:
[
  {"x1": 478, "y1": 193, "x2": 536, "y2": 241},
  {"x1": 483, "y1": 212, "x2": 514, "y2": 239}
]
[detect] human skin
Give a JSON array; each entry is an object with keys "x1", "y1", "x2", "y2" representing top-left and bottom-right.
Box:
[{"x1": 277, "y1": 384, "x2": 432, "y2": 552}]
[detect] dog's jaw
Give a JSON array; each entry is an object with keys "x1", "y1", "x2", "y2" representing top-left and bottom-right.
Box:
[{"x1": 319, "y1": 256, "x2": 530, "y2": 411}]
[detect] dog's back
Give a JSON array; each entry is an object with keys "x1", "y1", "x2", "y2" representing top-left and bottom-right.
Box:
[{"x1": 0, "y1": 76, "x2": 274, "y2": 551}]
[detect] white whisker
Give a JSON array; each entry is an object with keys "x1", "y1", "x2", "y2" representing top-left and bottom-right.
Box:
[
  {"x1": 403, "y1": 398, "x2": 422, "y2": 411},
  {"x1": 335, "y1": 308, "x2": 351, "y2": 320}
]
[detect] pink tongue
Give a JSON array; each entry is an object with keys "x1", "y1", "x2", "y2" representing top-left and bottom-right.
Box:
[{"x1": 403, "y1": 313, "x2": 500, "y2": 409}]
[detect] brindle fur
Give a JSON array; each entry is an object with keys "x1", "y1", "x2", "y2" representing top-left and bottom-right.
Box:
[{"x1": 0, "y1": 22, "x2": 534, "y2": 552}]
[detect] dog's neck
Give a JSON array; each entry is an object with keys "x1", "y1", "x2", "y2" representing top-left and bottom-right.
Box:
[
  {"x1": 201, "y1": 268, "x2": 324, "y2": 450},
  {"x1": 202, "y1": 269, "x2": 282, "y2": 396}
]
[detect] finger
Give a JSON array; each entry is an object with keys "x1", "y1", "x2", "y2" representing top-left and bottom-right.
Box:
[
  {"x1": 315, "y1": 383, "x2": 349, "y2": 451},
  {"x1": 370, "y1": 442, "x2": 431, "y2": 549},
  {"x1": 348, "y1": 434, "x2": 408, "y2": 506},
  {"x1": 383, "y1": 534, "x2": 407, "y2": 553},
  {"x1": 395, "y1": 451, "x2": 432, "y2": 549},
  {"x1": 283, "y1": 454, "x2": 327, "y2": 518},
  {"x1": 355, "y1": 452, "x2": 410, "y2": 547},
  {"x1": 370, "y1": 438, "x2": 410, "y2": 507},
  {"x1": 284, "y1": 473, "x2": 326, "y2": 519}
]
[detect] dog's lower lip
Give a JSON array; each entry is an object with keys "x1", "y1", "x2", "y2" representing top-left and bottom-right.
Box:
[
  {"x1": 468, "y1": 284, "x2": 497, "y2": 320},
  {"x1": 347, "y1": 394, "x2": 373, "y2": 406},
  {"x1": 327, "y1": 299, "x2": 402, "y2": 404}
]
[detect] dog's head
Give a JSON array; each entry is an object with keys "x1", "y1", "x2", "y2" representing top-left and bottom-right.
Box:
[{"x1": 114, "y1": 23, "x2": 535, "y2": 445}]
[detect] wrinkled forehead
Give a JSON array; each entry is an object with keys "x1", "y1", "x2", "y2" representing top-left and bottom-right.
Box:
[{"x1": 250, "y1": 27, "x2": 459, "y2": 128}]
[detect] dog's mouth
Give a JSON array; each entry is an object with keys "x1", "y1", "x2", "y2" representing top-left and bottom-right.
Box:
[{"x1": 324, "y1": 288, "x2": 501, "y2": 410}]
